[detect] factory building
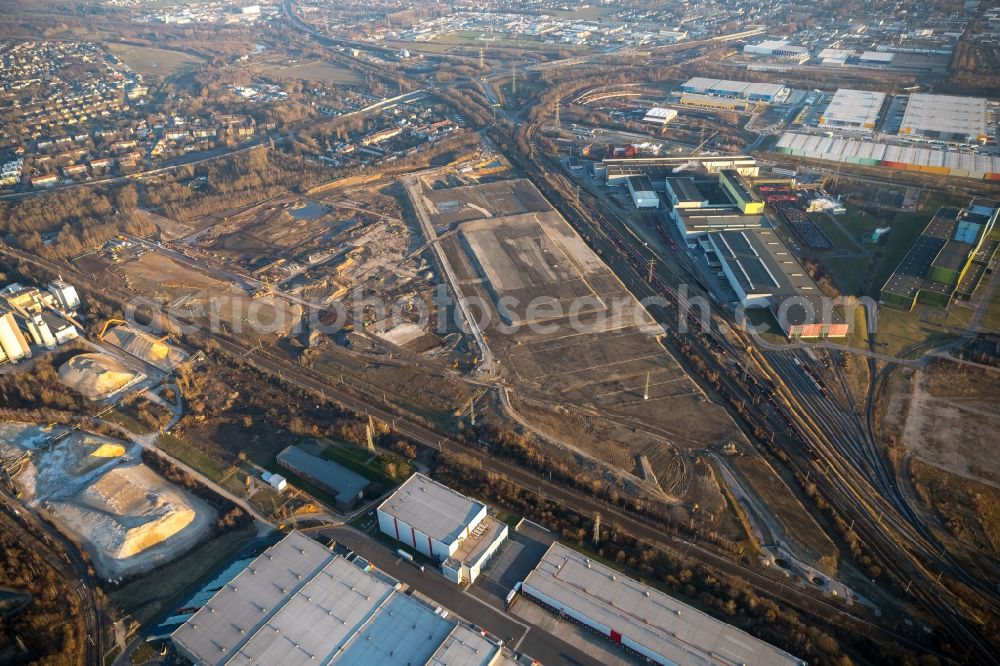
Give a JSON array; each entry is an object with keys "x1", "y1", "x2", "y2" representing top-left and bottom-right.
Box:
[
  {"x1": 743, "y1": 39, "x2": 810, "y2": 63},
  {"x1": 679, "y1": 77, "x2": 789, "y2": 103},
  {"x1": 898, "y1": 93, "x2": 988, "y2": 143},
  {"x1": 677, "y1": 93, "x2": 754, "y2": 112},
  {"x1": 858, "y1": 51, "x2": 895, "y2": 66},
  {"x1": 626, "y1": 175, "x2": 659, "y2": 208},
  {"x1": 666, "y1": 170, "x2": 765, "y2": 239},
  {"x1": 172, "y1": 531, "x2": 518, "y2": 666},
  {"x1": 276, "y1": 444, "x2": 372, "y2": 510},
  {"x1": 48, "y1": 280, "x2": 80, "y2": 312},
  {"x1": 378, "y1": 473, "x2": 507, "y2": 584},
  {"x1": 882, "y1": 202, "x2": 998, "y2": 310},
  {"x1": 519, "y1": 543, "x2": 805, "y2": 666},
  {"x1": 599, "y1": 155, "x2": 759, "y2": 181},
  {"x1": 817, "y1": 48, "x2": 853, "y2": 66},
  {"x1": 719, "y1": 169, "x2": 765, "y2": 214},
  {"x1": 0, "y1": 311, "x2": 32, "y2": 363},
  {"x1": 664, "y1": 177, "x2": 710, "y2": 209},
  {"x1": 819, "y1": 89, "x2": 887, "y2": 133},
  {"x1": 709, "y1": 229, "x2": 848, "y2": 338}
]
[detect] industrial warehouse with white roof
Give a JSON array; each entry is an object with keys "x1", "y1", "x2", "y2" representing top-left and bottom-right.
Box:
[
  {"x1": 679, "y1": 77, "x2": 789, "y2": 103},
  {"x1": 378, "y1": 473, "x2": 508, "y2": 584},
  {"x1": 171, "y1": 531, "x2": 515, "y2": 666},
  {"x1": 519, "y1": 543, "x2": 805, "y2": 666},
  {"x1": 898, "y1": 93, "x2": 988, "y2": 142},
  {"x1": 819, "y1": 89, "x2": 886, "y2": 132}
]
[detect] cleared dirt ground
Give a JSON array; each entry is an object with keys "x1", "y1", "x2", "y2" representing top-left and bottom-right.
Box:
[
  {"x1": 897, "y1": 360, "x2": 1000, "y2": 488},
  {"x1": 410, "y1": 177, "x2": 746, "y2": 531},
  {"x1": 426, "y1": 179, "x2": 744, "y2": 450}
]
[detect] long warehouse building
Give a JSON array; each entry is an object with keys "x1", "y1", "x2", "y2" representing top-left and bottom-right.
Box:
[
  {"x1": 520, "y1": 543, "x2": 805, "y2": 666},
  {"x1": 898, "y1": 93, "x2": 988, "y2": 143},
  {"x1": 171, "y1": 531, "x2": 519, "y2": 666},
  {"x1": 679, "y1": 77, "x2": 789, "y2": 103},
  {"x1": 774, "y1": 132, "x2": 1000, "y2": 180}
]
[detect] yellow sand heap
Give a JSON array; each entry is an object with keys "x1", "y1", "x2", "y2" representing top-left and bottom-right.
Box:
[
  {"x1": 103, "y1": 326, "x2": 187, "y2": 371},
  {"x1": 91, "y1": 443, "x2": 125, "y2": 458},
  {"x1": 149, "y1": 340, "x2": 168, "y2": 360},
  {"x1": 59, "y1": 353, "x2": 143, "y2": 399},
  {"x1": 63, "y1": 464, "x2": 198, "y2": 560}
]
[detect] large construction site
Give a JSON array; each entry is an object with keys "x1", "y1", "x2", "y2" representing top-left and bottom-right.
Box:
[
  {"x1": 0, "y1": 424, "x2": 214, "y2": 579},
  {"x1": 408, "y1": 175, "x2": 746, "y2": 523}
]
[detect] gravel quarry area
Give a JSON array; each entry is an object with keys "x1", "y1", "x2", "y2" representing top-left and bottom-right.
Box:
[{"x1": 0, "y1": 424, "x2": 215, "y2": 579}]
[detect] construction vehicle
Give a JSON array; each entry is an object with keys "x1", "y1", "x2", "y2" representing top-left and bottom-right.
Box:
[{"x1": 98, "y1": 319, "x2": 128, "y2": 341}]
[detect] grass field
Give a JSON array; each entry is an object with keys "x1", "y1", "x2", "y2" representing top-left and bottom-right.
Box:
[
  {"x1": 808, "y1": 213, "x2": 859, "y2": 251},
  {"x1": 825, "y1": 255, "x2": 870, "y2": 296},
  {"x1": 156, "y1": 433, "x2": 230, "y2": 483},
  {"x1": 318, "y1": 440, "x2": 413, "y2": 488},
  {"x1": 983, "y1": 289, "x2": 1000, "y2": 331},
  {"x1": 258, "y1": 61, "x2": 363, "y2": 85},
  {"x1": 874, "y1": 307, "x2": 955, "y2": 358},
  {"x1": 107, "y1": 43, "x2": 204, "y2": 76}
]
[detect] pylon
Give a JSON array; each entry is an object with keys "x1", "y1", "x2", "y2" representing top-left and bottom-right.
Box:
[
  {"x1": 592, "y1": 512, "x2": 601, "y2": 544},
  {"x1": 512, "y1": 64, "x2": 516, "y2": 94},
  {"x1": 643, "y1": 371, "x2": 650, "y2": 400}
]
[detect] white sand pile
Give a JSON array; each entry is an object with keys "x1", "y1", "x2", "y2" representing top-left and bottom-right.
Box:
[
  {"x1": 48, "y1": 463, "x2": 211, "y2": 574},
  {"x1": 9, "y1": 429, "x2": 215, "y2": 578},
  {"x1": 103, "y1": 326, "x2": 188, "y2": 372},
  {"x1": 59, "y1": 353, "x2": 144, "y2": 399}
]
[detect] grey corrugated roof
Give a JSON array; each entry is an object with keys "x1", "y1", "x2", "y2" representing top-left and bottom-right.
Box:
[
  {"x1": 522, "y1": 543, "x2": 805, "y2": 666},
  {"x1": 378, "y1": 473, "x2": 485, "y2": 545},
  {"x1": 171, "y1": 531, "x2": 503, "y2": 666},
  {"x1": 277, "y1": 445, "x2": 370, "y2": 502}
]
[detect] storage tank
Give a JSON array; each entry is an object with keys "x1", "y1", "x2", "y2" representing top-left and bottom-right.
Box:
[{"x1": 0, "y1": 312, "x2": 31, "y2": 362}]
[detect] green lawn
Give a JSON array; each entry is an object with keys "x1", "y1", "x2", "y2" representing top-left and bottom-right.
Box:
[
  {"x1": 981, "y1": 289, "x2": 1000, "y2": 332},
  {"x1": 744, "y1": 308, "x2": 791, "y2": 346},
  {"x1": 318, "y1": 441, "x2": 413, "y2": 488},
  {"x1": 106, "y1": 408, "x2": 154, "y2": 436}
]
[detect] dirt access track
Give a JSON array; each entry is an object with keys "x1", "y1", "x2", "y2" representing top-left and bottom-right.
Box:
[{"x1": 411, "y1": 177, "x2": 744, "y2": 453}]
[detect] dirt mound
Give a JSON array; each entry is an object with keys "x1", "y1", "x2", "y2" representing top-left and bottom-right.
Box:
[
  {"x1": 59, "y1": 353, "x2": 143, "y2": 399},
  {"x1": 103, "y1": 326, "x2": 188, "y2": 372}
]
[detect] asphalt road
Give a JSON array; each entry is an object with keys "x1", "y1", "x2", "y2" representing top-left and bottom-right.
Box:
[{"x1": 318, "y1": 525, "x2": 604, "y2": 666}]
